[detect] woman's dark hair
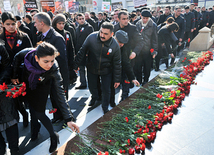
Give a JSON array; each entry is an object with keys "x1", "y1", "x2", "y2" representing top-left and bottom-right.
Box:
[
  {"x1": 166, "y1": 17, "x2": 175, "y2": 23},
  {"x1": 167, "y1": 23, "x2": 179, "y2": 32},
  {"x1": 36, "y1": 42, "x2": 59, "y2": 58}
]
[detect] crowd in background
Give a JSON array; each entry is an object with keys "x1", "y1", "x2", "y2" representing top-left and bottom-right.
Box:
[{"x1": 0, "y1": 3, "x2": 214, "y2": 154}]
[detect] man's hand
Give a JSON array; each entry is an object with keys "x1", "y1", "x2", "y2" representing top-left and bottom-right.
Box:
[
  {"x1": 194, "y1": 28, "x2": 196, "y2": 30},
  {"x1": 129, "y1": 52, "x2": 136, "y2": 60},
  {"x1": 171, "y1": 53, "x2": 175, "y2": 58},
  {"x1": 132, "y1": 80, "x2": 140, "y2": 86},
  {"x1": 75, "y1": 67, "x2": 80, "y2": 73},
  {"x1": 152, "y1": 54, "x2": 156, "y2": 59},
  {"x1": 114, "y1": 82, "x2": 120, "y2": 89},
  {"x1": 179, "y1": 38, "x2": 182, "y2": 42},
  {"x1": 206, "y1": 23, "x2": 209, "y2": 26},
  {"x1": 11, "y1": 79, "x2": 19, "y2": 85},
  {"x1": 67, "y1": 121, "x2": 80, "y2": 133},
  {"x1": 191, "y1": 29, "x2": 194, "y2": 32},
  {"x1": 178, "y1": 42, "x2": 182, "y2": 46}
]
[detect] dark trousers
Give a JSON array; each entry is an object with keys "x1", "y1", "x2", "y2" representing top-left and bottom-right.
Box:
[
  {"x1": 0, "y1": 124, "x2": 19, "y2": 155},
  {"x1": 184, "y1": 31, "x2": 193, "y2": 47},
  {"x1": 134, "y1": 52, "x2": 152, "y2": 84},
  {"x1": 87, "y1": 71, "x2": 112, "y2": 111},
  {"x1": 155, "y1": 44, "x2": 168, "y2": 70},
  {"x1": 110, "y1": 71, "x2": 129, "y2": 104},
  {"x1": 29, "y1": 105, "x2": 55, "y2": 137},
  {"x1": 79, "y1": 66, "x2": 87, "y2": 86}
]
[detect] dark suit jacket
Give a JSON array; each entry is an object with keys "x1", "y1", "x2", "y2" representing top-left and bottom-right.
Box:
[{"x1": 95, "y1": 20, "x2": 105, "y2": 31}]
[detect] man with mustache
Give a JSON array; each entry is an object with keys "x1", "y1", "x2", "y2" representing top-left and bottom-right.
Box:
[{"x1": 74, "y1": 22, "x2": 121, "y2": 114}]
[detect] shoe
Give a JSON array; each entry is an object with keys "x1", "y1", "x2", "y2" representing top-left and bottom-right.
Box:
[
  {"x1": 155, "y1": 69, "x2": 160, "y2": 71},
  {"x1": 103, "y1": 109, "x2": 109, "y2": 114},
  {"x1": 110, "y1": 102, "x2": 116, "y2": 107},
  {"x1": 142, "y1": 81, "x2": 147, "y2": 86},
  {"x1": 31, "y1": 123, "x2": 41, "y2": 141},
  {"x1": 51, "y1": 117, "x2": 63, "y2": 124},
  {"x1": 70, "y1": 78, "x2": 77, "y2": 85},
  {"x1": 49, "y1": 132, "x2": 60, "y2": 153},
  {"x1": 75, "y1": 85, "x2": 87, "y2": 89},
  {"x1": 23, "y1": 112, "x2": 29, "y2": 127},
  {"x1": 89, "y1": 100, "x2": 95, "y2": 106}
]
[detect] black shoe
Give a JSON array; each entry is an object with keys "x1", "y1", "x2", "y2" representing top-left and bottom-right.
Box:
[
  {"x1": 110, "y1": 102, "x2": 116, "y2": 107},
  {"x1": 49, "y1": 132, "x2": 60, "y2": 153},
  {"x1": 51, "y1": 117, "x2": 63, "y2": 124},
  {"x1": 103, "y1": 109, "x2": 109, "y2": 114},
  {"x1": 70, "y1": 78, "x2": 77, "y2": 85},
  {"x1": 155, "y1": 69, "x2": 160, "y2": 71},
  {"x1": 89, "y1": 100, "x2": 95, "y2": 106},
  {"x1": 23, "y1": 112, "x2": 29, "y2": 127},
  {"x1": 142, "y1": 81, "x2": 147, "y2": 86},
  {"x1": 31, "y1": 123, "x2": 41, "y2": 141},
  {"x1": 75, "y1": 85, "x2": 87, "y2": 89}
]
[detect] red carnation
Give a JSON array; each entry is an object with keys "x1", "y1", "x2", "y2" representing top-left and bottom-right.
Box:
[
  {"x1": 150, "y1": 48, "x2": 154, "y2": 53},
  {"x1": 49, "y1": 108, "x2": 57, "y2": 114},
  {"x1": 128, "y1": 148, "x2": 135, "y2": 155}
]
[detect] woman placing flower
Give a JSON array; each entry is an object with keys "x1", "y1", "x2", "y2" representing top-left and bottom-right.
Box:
[
  {"x1": 0, "y1": 45, "x2": 20, "y2": 155},
  {"x1": 11, "y1": 42, "x2": 79, "y2": 153}
]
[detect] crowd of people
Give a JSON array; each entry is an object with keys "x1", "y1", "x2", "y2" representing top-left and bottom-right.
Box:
[{"x1": 0, "y1": 3, "x2": 214, "y2": 154}]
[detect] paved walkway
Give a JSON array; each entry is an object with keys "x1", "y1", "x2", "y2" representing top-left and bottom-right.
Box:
[{"x1": 145, "y1": 49, "x2": 214, "y2": 155}]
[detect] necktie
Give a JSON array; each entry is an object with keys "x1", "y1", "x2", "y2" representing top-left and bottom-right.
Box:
[{"x1": 41, "y1": 35, "x2": 45, "y2": 41}]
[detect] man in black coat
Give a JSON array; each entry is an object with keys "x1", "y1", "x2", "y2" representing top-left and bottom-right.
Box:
[
  {"x1": 172, "y1": 6, "x2": 186, "y2": 64},
  {"x1": 110, "y1": 30, "x2": 140, "y2": 106},
  {"x1": 90, "y1": 12, "x2": 98, "y2": 22},
  {"x1": 74, "y1": 22, "x2": 121, "y2": 114},
  {"x1": 15, "y1": 16, "x2": 33, "y2": 43},
  {"x1": 114, "y1": 11, "x2": 143, "y2": 95},
  {"x1": 30, "y1": 9, "x2": 40, "y2": 47},
  {"x1": 209, "y1": 6, "x2": 214, "y2": 28},
  {"x1": 184, "y1": 6, "x2": 195, "y2": 47},
  {"x1": 200, "y1": 6, "x2": 210, "y2": 29},
  {"x1": 135, "y1": 10, "x2": 158, "y2": 85},
  {"x1": 34, "y1": 12, "x2": 70, "y2": 123},
  {"x1": 190, "y1": 4, "x2": 199, "y2": 38},
  {"x1": 95, "y1": 12, "x2": 105, "y2": 31},
  {"x1": 75, "y1": 13, "x2": 94, "y2": 89},
  {"x1": 157, "y1": 6, "x2": 172, "y2": 25},
  {"x1": 85, "y1": 12, "x2": 96, "y2": 29}
]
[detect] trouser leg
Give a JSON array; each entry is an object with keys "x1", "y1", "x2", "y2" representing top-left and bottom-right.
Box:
[
  {"x1": 79, "y1": 66, "x2": 87, "y2": 86},
  {"x1": 100, "y1": 73, "x2": 112, "y2": 112},
  {"x1": 0, "y1": 132, "x2": 6, "y2": 155},
  {"x1": 87, "y1": 71, "x2": 99, "y2": 103},
  {"x1": 5, "y1": 124, "x2": 19, "y2": 155}
]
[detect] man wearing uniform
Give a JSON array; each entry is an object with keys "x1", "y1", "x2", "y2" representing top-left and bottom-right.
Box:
[
  {"x1": 190, "y1": 4, "x2": 199, "y2": 39},
  {"x1": 184, "y1": 6, "x2": 195, "y2": 47},
  {"x1": 200, "y1": 6, "x2": 209, "y2": 29},
  {"x1": 157, "y1": 6, "x2": 172, "y2": 25}
]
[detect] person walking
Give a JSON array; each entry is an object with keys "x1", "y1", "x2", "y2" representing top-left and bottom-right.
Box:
[
  {"x1": 74, "y1": 22, "x2": 121, "y2": 114},
  {"x1": 11, "y1": 42, "x2": 79, "y2": 153},
  {"x1": 75, "y1": 13, "x2": 94, "y2": 89}
]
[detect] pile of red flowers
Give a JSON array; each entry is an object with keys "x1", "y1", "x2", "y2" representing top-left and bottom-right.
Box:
[
  {"x1": 0, "y1": 82, "x2": 26, "y2": 98},
  {"x1": 125, "y1": 51, "x2": 213, "y2": 155}
]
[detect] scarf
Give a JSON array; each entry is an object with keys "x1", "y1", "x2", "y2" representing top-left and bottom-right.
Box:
[
  {"x1": 5, "y1": 29, "x2": 17, "y2": 49},
  {"x1": 24, "y1": 50, "x2": 46, "y2": 90}
]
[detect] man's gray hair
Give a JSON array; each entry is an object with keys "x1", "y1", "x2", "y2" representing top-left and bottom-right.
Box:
[{"x1": 34, "y1": 12, "x2": 51, "y2": 26}]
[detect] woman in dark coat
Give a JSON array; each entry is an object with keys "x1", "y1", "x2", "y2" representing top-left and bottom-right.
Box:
[
  {"x1": 52, "y1": 14, "x2": 76, "y2": 85},
  {"x1": 0, "y1": 12, "x2": 33, "y2": 127},
  {"x1": 51, "y1": 14, "x2": 76, "y2": 122},
  {"x1": 155, "y1": 22, "x2": 179, "y2": 71},
  {"x1": 0, "y1": 45, "x2": 19, "y2": 155},
  {"x1": 11, "y1": 42, "x2": 79, "y2": 153}
]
